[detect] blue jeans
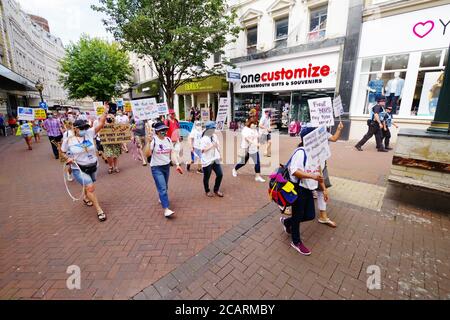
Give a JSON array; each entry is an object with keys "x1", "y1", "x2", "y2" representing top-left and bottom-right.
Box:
[
  {"x1": 151, "y1": 164, "x2": 170, "y2": 209},
  {"x1": 72, "y1": 168, "x2": 97, "y2": 186}
]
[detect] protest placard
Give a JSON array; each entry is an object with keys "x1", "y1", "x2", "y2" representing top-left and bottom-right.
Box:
[
  {"x1": 124, "y1": 101, "x2": 132, "y2": 113},
  {"x1": 333, "y1": 96, "x2": 344, "y2": 118},
  {"x1": 116, "y1": 98, "x2": 124, "y2": 109},
  {"x1": 17, "y1": 107, "x2": 34, "y2": 121},
  {"x1": 131, "y1": 98, "x2": 158, "y2": 120},
  {"x1": 99, "y1": 124, "x2": 132, "y2": 145},
  {"x1": 302, "y1": 126, "x2": 331, "y2": 167},
  {"x1": 201, "y1": 108, "x2": 210, "y2": 122},
  {"x1": 308, "y1": 97, "x2": 334, "y2": 127},
  {"x1": 34, "y1": 108, "x2": 47, "y2": 120},
  {"x1": 156, "y1": 102, "x2": 169, "y2": 116},
  {"x1": 216, "y1": 98, "x2": 229, "y2": 131},
  {"x1": 93, "y1": 102, "x2": 104, "y2": 116}
]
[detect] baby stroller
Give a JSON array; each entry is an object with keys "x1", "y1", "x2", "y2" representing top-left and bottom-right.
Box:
[{"x1": 288, "y1": 121, "x2": 301, "y2": 136}]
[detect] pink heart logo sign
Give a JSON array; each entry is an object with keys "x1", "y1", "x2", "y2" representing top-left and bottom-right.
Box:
[{"x1": 413, "y1": 20, "x2": 435, "y2": 38}]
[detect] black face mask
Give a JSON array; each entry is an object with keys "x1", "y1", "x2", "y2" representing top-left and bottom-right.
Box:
[{"x1": 107, "y1": 118, "x2": 113, "y2": 124}]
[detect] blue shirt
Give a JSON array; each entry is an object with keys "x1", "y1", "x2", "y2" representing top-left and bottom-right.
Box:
[{"x1": 384, "y1": 113, "x2": 393, "y2": 127}]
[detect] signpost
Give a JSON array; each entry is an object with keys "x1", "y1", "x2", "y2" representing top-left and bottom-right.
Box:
[
  {"x1": 39, "y1": 101, "x2": 48, "y2": 111},
  {"x1": 131, "y1": 98, "x2": 158, "y2": 120},
  {"x1": 99, "y1": 124, "x2": 132, "y2": 145},
  {"x1": 216, "y1": 98, "x2": 230, "y2": 131},
  {"x1": 34, "y1": 108, "x2": 47, "y2": 120},
  {"x1": 308, "y1": 97, "x2": 334, "y2": 127},
  {"x1": 17, "y1": 107, "x2": 34, "y2": 121}
]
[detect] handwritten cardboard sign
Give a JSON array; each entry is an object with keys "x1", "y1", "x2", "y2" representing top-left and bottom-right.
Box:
[
  {"x1": 308, "y1": 97, "x2": 334, "y2": 127},
  {"x1": 156, "y1": 102, "x2": 169, "y2": 116},
  {"x1": 302, "y1": 126, "x2": 331, "y2": 167},
  {"x1": 131, "y1": 98, "x2": 158, "y2": 120},
  {"x1": 93, "y1": 102, "x2": 105, "y2": 117},
  {"x1": 216, "y1": 98, "x2": 229, "y2": 131},
  {"x1": 333, "y1": 96, "x2": 344, "y2": 118},
  {"x1": 34, "y1": 108, "x2": 47, "y2": 120},
  {"x1": 99, "y1": 124, "x2": 132, "y2": 145}
]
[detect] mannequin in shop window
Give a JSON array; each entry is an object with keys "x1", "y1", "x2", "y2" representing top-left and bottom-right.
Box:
[
  {"x1": 367, "y1": 73, "x2": 384, "y2": 107},
  {"x1": 385, "y1": 71, "x2": 405, "y2": 114}
]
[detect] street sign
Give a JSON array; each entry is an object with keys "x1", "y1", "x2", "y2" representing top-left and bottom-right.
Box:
[
  {"x1": 39, "y1": 101, "x2": 48, "y2": 111},
  {"x1": 226, "y1": 68, "x2": 241, "y2": 83}
]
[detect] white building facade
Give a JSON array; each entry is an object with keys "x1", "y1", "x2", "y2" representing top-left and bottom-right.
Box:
[
  {"x1": 0, "y1": 0, "x2": 68, "y2": 115},
  {"x1": 349, "y1": 0, "x2": 449, "y2": 140}
]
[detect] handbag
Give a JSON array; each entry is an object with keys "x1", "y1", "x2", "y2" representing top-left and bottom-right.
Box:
[
  {"x1": 78, "y1": 162, "x2": 97, "y2": 175},
  {"x1": 322, "y1": 163, "x2": 332, "y2": 188}
]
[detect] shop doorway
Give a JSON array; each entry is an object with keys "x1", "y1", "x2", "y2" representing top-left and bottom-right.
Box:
[{"x1": 263, "y1": 92, "x2": 291, "y2": 130}]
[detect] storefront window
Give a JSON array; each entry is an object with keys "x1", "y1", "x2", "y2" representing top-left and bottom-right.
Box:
[
  {"x1": 384, "y1": 54, "x2": 409, "y2": 70},
  {"x1": 264, "y1": 93, "x2": 290, "y2": 129},
  {"x1": 420, "y1": 50, "x2": 441, "y2": 68},
  {"x1": 361, "y1": 57, "x2": 382, "y2": 72},
  {"x1": 234, "y1": 93, "x2": 261, "y2": 125}
]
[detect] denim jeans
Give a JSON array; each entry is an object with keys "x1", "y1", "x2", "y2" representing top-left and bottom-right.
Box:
[
  {"x1": 151, "y1": 164, "x2": 170, "y2": 208},
  {"x1": 203, "y1": 160, "x2": 223, "y2": 193},
  {"x1": 235, "y1": 151, "x2": 261, "y2": 173}
]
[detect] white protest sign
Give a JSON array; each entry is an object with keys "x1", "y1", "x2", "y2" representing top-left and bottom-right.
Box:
[
  {"x1": 302, "y1": 126, "x2": 331, "y2": 167},
  {"x1": 131, "y1": 98, "x2": 158, "y2": 120},
  {"x1": 333, "y1": 96, "x2": 344, "y2": 118},
  {"x1": 308, "y1": 97, "x2": 334, "y2": 127},
  {"x1": 215, "y1": 98, "x2": 229, "y2": 131},
  {"x1": 93, "y1": 101, "x2": 104, "y2": 116},
  {"x1": 17, "y1": 107, "x2": 35, "y2": 121},
  {"x1": 156, "y1": 102, "x2": 169, "y2": 116}
]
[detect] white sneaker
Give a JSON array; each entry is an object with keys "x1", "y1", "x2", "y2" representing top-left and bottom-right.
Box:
[
  {"x1": 164, "y1": 208, "x2": 174, "y2": 218},
  {"x1": 255, "y1": 176, "x2": 266, "y2": 183},
  {"x1": 158, "y1": 199, "x2": 161, "y2": 204},
  {"x1": 232, "y1": 168, "x2": 238, "y2": 177},
  {"x1": 67, "y1": 173, "x2": 73, "y2": 182}
]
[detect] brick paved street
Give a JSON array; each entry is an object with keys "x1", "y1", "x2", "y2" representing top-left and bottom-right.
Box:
[{"x1": 0, "y1": 133, "x2": 448, "y2": 300}]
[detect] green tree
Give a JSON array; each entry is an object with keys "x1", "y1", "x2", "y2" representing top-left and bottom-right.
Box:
[
  {"x1": 59, "y1": 35, "x2": 133, "y2": 102},
  {"x1": 92, "y1": 0, "x2": 240, "y2": 109}
]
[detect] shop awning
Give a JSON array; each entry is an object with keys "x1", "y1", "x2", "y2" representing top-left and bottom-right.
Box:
[
  {"x1": 0, "y1": 64, "x2": 37, "y2": 91},
  {"x1": 176, "y1": 75, "x2": 229, "y2": 95},
  {"x1": 132, "y1": 78, "x2": 160, "y2": 97}
]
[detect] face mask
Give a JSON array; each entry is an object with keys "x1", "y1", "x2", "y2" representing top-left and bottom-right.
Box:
[
  {"x1": 48, "y1": 115, "x2": 53, "y2": 118},
  {"x1": 79, "y1": 130, "x2": 87, "y2": 137},
  {"x1": 107, "y1": 118, "x2": 113, "y2": 123},
  {"x1": 159, "y1": 131, "x2": 167, "y2": 137},
  {"x1": 250, "y1": 124, "x2": 257, "y2": 129}
]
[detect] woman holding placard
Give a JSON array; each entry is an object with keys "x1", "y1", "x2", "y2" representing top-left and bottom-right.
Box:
[
  {"x1": 17, "y1": 120, "x2": 33, "y2": 150},
  {"x1": 103, "y1": 114, "x2": 122, "y2": 174}
]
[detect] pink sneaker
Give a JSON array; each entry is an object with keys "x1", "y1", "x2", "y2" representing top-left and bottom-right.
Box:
[{"x1": 290, "y1": 242, "x2": 311, "y2": 256}]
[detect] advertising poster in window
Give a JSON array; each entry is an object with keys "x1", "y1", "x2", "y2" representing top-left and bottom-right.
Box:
[{"x1": 417, "y1": 71, "x2": 444, "y2": 116}]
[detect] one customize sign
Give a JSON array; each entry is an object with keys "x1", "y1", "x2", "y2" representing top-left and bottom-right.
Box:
[
  {"x1": 131, "y1": 98, "x2": 158, "y2": 120},
  {"x1": 17, "y1": 107, "x2": 35, "y2": 121},
  {"x1": 201, "y1": 108, "x2": 210, "y2": 122},
  {"x1": 156, "y1": 102, "x2": 169, "y2": 116},
  {"x1": 99, "y1": 124, "x2": 132, "y2": 145},
  {"x1": 179, "y1": 121, "x2": 194, "y2": 137},
  {"x1": 308, "y1": 97, "x2": 335, "y2": 127},
  {"x1": 34, "y1": 108, "x2": 47, "y2": 120},
  {"x1": 302, "y1": 126, "x2": 331, "y2": 167},
  {"x1": 216, "y1": 98, "x2": 230, "y2": 131},
  {"x1": 333, "y1": 96, "x2": 344, "y2": 118},
  {"x1": 93, "y1": 102, "x2": 104, "y2": 116}
]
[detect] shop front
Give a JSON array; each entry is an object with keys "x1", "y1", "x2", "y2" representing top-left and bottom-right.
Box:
[
  {"x1": 349, "y1": 3, "x2": 450, "y2": 140},
  {"x1": 175, "y1": 75, "x2": 229, "y2": 121},
  {"x1": 233, "y1": 48, "x2": 340, "y2": 131},
  {"x1": 130, "y1": 78, "x2": 164, "y2": 102}
]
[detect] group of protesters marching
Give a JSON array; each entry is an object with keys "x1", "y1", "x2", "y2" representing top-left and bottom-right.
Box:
[{"x1": 8, "y1": 99, "x2": 350, "y2": 257}]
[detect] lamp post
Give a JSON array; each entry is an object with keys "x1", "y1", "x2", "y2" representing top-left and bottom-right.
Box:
[{"x1": 35, "y1": 79, "x2": 44, "y2": 103}]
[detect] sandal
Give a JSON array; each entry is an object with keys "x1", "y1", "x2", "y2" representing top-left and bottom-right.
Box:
[
  {"x1": 318, "y1": 218, "x2": 337, "y2": 228},
  {"x1": 214, "y1": 191, "x2": 224, "y2": 197},
  {"x1": 108, "y1": 167, "x2": 113, "y2": 174},
  {"x1": 206, "y1": 192, "x2": 214, "y2": 197},
  {"x1": 83, "y1": 199, "x2": 93, "y2": 207},
  {"x1": 97, "y1": 211, "x2": 107, "y2": 222}
]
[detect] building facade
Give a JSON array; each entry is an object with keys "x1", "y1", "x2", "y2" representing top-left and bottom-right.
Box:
[
  {"x1": 0, "y1": 0, "x2": 68, "y2": 116},
  {"x1": 226, "y1": 0, "x2": 355, "y2": 131},
  {"x1": 348, "y1": 0, "x2": 450, "y2": 140}
]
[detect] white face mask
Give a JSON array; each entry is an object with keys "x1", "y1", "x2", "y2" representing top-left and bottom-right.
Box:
[{"x1": 250, "y1": 124, "x2": 257, "y2": 129}]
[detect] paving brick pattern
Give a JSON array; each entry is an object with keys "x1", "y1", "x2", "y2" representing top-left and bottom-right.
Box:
[{"x1": 135, "y1": 200, "x2": 450, "y2": 300}]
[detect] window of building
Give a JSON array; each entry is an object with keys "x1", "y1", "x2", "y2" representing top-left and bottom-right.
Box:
[
  {"x1": 213, "y1": 52, "x2": 221, "y2": 65},
  {"x1": 384, "y1": 54, "x2": 409, "y2": 70},
  {"x1": 275, "y1": 17, "x2": 289, "y2": 44},
  {"x1": 420, "y1": 50, "x2": 441, "y2": 68},
  {"x1": 247, "y1": 26, "x2": 258, "y2": 55},
  {"x1": 308, "y1": 5, "x2": 327, "y2": 42}
]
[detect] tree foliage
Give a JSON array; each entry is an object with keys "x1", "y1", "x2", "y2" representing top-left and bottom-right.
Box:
[
  {"x1": 92, "y1": 0, "x2": 240, "y2": 108},
  {"x1": 59, "y1": 35, "x2": 133, "y2": 102}
]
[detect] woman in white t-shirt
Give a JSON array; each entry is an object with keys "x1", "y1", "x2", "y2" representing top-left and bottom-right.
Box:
[
  {"x1": 232, "y1": 118, "x2": 265, "y2": 183},
  {"x1": 186, "y1": 121, "x2": 203, "y2": 174},
  {"x1": 145, "y1": 122, "x2": 182, "y2": 218},
  {"x1": 200, "y1": 121, "x2": 224, "y2": 197},
  {"x1": 279, "y1": 127, "x2": 327, "y2": 256},
  {"x1": 61, "y1": 108, "x2": 108, "y2": 222}
]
